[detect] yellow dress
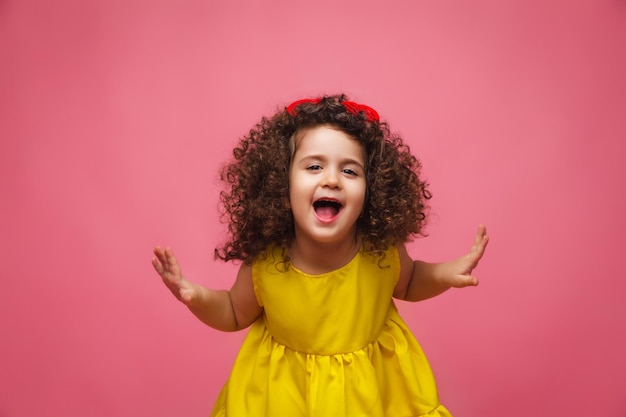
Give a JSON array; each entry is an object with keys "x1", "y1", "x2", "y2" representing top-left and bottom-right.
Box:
[{"x1": 210, "y1": 246, "x2": 452, "y2": 417}]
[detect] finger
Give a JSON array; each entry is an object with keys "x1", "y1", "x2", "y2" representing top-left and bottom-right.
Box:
[
  {"x1": 180, "y1": 289, "x2": 195, "y2": 305},
  {"x1": 454, "y1": 274, "x2": 479, "y2": 288},
  {"x1": 478, "y1": 225, "x2": 489, "y2": 249},
  {"x1": 469, "y1": 226, "x2": 488, "y2": 258},
  {"x1": 164, "y1": 247, "x2": 176, "y2": 262},
  {"x1": 473, "y1": 225, "x2": 488, "y2": 247},
  {"x1": 151, "y1": 257, "x2": 164, "y2": 275},
  {"x1": 468, "y1": 275, "x2": 479, "y2": 286},
  {"x1": 163, "y1": 247, "x2": 182, "y2": 276},
  {"x1": 153, "y1": 246, "x2": 169, "y2": 268},
  {"x1": 153, "y1": 249, "x2": 175, "y2": 279}
]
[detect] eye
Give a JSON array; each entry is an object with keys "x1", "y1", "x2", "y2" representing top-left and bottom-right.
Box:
[
  {"x1": 342, "y1": 168, "x2": 359, "y2": 176},
  {"x1": 307, "y1": 164, "x2": 322, "y2": 171}
]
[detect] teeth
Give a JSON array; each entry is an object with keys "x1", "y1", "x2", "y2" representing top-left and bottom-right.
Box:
[
  {"x1": 314, "y1": 199, "x2": 342, "y2": 209},
  {"x1": 314, "y1": 199, "x2": 342, "y2": 218}
]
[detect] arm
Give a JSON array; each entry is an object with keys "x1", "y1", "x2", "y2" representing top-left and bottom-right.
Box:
[
  {"x1": 393, "y1": 225, "x2": 489, "y2": 302},
  {"x1": 152, "y1": 246, "x2": 262, "y2": 332}
]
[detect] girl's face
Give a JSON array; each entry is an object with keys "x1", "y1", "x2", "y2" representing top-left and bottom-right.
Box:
[{"x1": 289, "y1": 125, "x2": 366, "y2": 247}]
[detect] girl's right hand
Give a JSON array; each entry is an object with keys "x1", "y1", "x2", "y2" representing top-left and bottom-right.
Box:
[{"x1": 152, "y1": 246, "x2": 200, "y2": 306}]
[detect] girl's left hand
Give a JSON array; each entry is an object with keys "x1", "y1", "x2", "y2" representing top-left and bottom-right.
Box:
[{"x1": 439, "y1": 224, "x2": 489, "y2": 288}]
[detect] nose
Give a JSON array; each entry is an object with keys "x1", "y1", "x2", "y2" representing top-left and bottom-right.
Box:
[{"x1": 320, "y1": 168, "x2": 340, "y2": 189}]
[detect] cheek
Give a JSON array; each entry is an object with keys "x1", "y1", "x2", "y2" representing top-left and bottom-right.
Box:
[
  {"x1": 287, "y1": 171, "x2": 297, "y2": 202},
  {"x1": 356, "y1": 181, "x2": 367, "y2": 203},
  {"x1": 288, "y1": 181, "x2": 307, "y2": 209}
]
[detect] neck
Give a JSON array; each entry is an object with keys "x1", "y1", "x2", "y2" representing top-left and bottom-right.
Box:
[{"x1": 289, "y1": 234, "x2": 361, "y2": 275}]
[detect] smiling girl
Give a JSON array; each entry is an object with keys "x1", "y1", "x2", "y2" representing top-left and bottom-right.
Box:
[{"x1": 152, "y1": 94, "x2": 488, "y2": 417}]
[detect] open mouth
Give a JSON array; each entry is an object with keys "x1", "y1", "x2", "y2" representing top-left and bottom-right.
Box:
[{"x1": 313, "y1": 198, "x2": 343, "y2": 220}]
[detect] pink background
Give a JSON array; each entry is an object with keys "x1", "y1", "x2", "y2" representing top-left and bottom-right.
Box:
[{"x1": 1, "y1": 1, "x2": 625, "y2": 416}]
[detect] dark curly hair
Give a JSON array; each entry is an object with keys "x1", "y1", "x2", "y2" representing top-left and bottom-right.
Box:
[{"x1": 214, "y1": 94, "x2": 431, "y2": 264}]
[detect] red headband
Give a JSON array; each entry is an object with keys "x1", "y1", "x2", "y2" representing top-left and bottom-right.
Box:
[{"x1": 286, "y1": 98, "x2": 380, "y2": 122}]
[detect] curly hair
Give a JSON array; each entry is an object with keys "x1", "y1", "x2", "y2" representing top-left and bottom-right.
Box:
[{"x1": 214, "y1": 94, "x2": 431, "y2": 264}]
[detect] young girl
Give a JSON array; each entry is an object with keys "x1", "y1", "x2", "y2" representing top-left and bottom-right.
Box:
[{"x1": 152, "y1": 94, "x2": 488, "y2": 417}]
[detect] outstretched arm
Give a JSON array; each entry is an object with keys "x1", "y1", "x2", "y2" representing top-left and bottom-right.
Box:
[
  {"x1": 393, "y1": 225, "x2": 489, "y2": 302},
  {"x1": 152, "y1": 246, "x2": 262, "y2": 331}
]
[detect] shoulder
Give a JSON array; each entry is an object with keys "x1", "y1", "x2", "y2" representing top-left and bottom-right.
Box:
[
  {"x1": 393, "y1": 243, "x2": 417, "y2": 299},
  {"x1": 252, "y1": 246, "x2": 290, "y2": 275},
  {"x1": 358, "y1": 244, "x2": 402, "y2": 276},
  {"x1": 229, "y1": 262, "x2": 262, "y2": 324},
  {"x1": 396, "y1": 243, "x2": 414, "y2": 276},
  {"x1": 361, "y1": 243, "x2": 400, "y2": 263}
]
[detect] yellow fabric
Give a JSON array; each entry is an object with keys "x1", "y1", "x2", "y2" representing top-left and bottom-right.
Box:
[{"x1": 210, "y1": 247, "x2": 452, "y2": 417}]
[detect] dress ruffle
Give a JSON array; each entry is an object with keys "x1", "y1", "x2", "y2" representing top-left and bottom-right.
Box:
[{"x1": 210, "y1": 305, "x2": 451, "y2": 417}]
